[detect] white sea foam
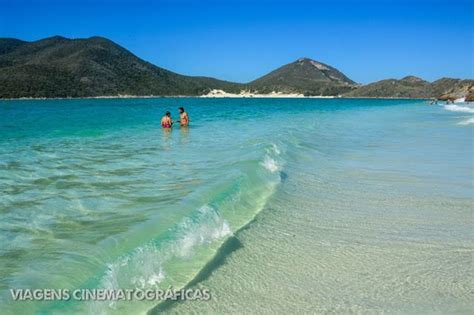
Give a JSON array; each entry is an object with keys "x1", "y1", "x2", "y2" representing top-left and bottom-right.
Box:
[
  {"x1": 272, "y1": 143, "x2": 281, "y2": 155},
  {"x1": 265, "y1": 143, "x2": 282, "y2": 156},
  {"x1": 444, "y1": 104, "x2": 474, "y2": 113},
  {"x1": 458, "y1": 117, "x2": 474, "y2": 125},
  {"x1": 146, "y1": 268, "x2": 165, "y2": 286},
  {"x1": 174, "y1": 205, "x2": 231, "y2": 258},
  {"x1": 261, "y1": 155, "x2": 281, "y2": 173},
  {"x1": 96, "y1": 205, "x2": 231, "y2": 295}
]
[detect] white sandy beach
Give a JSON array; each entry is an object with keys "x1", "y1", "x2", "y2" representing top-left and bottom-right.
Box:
[{"x1": 200, "y1": 89, "x2": 328, "y2": 98}]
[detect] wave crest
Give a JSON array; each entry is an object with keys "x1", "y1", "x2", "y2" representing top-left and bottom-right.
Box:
[
  {"x1": 261, "y1": 155, "x2": 281, "y2": 173},
  {"x1": 89, "y1": 205, "x2": 231, "y2": 313},
  {"x1": 444, "y1": 104, "x2": 474, "y2": 113},
  {"x1": 458, "y1": 117, "x2": 474, "y2": 125}
]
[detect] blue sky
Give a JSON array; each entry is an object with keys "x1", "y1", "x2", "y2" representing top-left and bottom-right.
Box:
[{"x1": 0, "y1": 0, "x2": 472, "y2": 83}]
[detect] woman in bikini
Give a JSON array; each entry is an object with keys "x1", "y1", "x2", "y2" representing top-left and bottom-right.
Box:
[{"x1": 161, "y1": 111, "x2": 173, "y2": 129}]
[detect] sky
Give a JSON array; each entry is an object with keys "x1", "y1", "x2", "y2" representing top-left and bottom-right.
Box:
[{"x1": 0, "y1": 0, "x2": 473, "y2": 83}]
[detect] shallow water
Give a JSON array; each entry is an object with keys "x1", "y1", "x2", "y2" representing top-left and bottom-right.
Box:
[{"x1": 0, "y1": 98, "x2": 472, "y2": 314}]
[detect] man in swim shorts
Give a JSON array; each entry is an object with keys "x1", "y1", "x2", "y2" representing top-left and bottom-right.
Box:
[{"x1": 179, "y1": 107, "x2": 189, "y2": 127}]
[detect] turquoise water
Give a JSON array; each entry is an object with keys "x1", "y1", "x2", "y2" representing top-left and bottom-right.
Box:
[{"x1": 0, "y1": 98, "x2": 472, "y2": 314}]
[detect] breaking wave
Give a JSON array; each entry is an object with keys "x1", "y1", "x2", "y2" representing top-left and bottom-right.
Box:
[
  {"x1": 261, "y1": 155, "x2": 281, "y2": 173},
  {"x1": 87, "y1": 204, "x2": 231, "y2": 313},
  {"x1": 84, "y1": 143, "x2": 284, "y2": 314},
  {"x1": 443, "y1": 104, "x2": 474, "y2": 113},
  {"x1": 261, "y1": 143, "x2": 284, "y2": 173},
  {"x1": 458, "y1": 117, "x2": 474, "y2": 125}
]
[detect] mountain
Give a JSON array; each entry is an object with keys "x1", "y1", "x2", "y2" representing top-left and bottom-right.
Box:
[
  {"x1": 344, "y1": 75, "x2": 474, "y2": 99},
  {"x1": 0, "y1": 36, "x2": 471, "y2": 99},
  {"x1": 249, "y1": 57, "x2": 356, "y2": 96},
  {"x1": 0, "y1": 36, "x2": 242, "y2": 98},
  {"x1": 0, "y1": 37, "x2": 357, "y2": 98},
  {"x1": 0, "y1": 38, "x2": 27, "y2": 55},
  {"x1": 344, "y1": 76, "x2": 432, "y2": 98}
]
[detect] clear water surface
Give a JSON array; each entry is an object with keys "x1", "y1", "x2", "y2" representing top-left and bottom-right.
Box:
[{"x1": 0, "y1": 98, "x2": 472, "y2": 314}]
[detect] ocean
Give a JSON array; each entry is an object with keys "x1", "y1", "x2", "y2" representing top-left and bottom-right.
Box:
[{"x1": 0, "y1": 98, "x2": 472, "y2": 314}]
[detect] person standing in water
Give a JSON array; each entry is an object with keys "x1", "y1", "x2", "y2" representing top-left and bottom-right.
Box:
[
  {"x1": 161, "y1": 111, "x2": 173, "y2": 129},
  {"x1": 179, "y1": 107, "x2": 189, "y2": 127}
]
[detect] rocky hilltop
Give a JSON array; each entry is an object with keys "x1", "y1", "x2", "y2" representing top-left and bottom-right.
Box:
[
  {"x1": 434, "y1": 79, "x2": 474, "y2": 101},
  {"x1": 249, "y1": 57, "x2": 356, "y2": 96}
]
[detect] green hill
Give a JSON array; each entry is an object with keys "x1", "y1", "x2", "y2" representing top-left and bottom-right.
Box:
[
  {"x1": 250, "y1": 57, "x2": 356, "y2": 96},
  {"x1": 344, "y1": 75, "x2": 474, "y2": 99},
  {"x1": 343, "y1": 76, "x2": 432, "y2": 98},
  {"x1": 0, "y1": 36, "x2": 241, "y2": 98}
]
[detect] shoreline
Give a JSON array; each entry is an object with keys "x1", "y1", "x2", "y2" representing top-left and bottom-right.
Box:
[
  {"x1": 0, "y1": 95, "x2": 433, "y2": 101},
  {"x1": 147, "y1": 184, "x2": 276, "y2": 315}
]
